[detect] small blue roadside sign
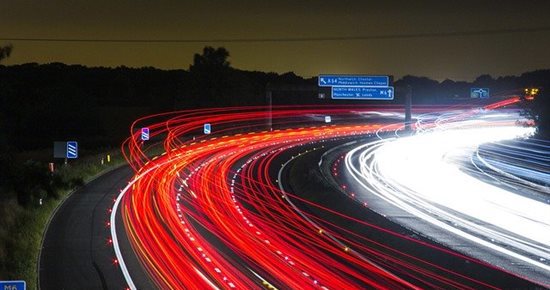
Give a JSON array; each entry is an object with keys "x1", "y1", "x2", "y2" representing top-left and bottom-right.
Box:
[
  {"x1": 318, "y1": 75, "x2": 389, "y2": 87},
  {"x1": 332, "y1": 86, "x2": 394, "y2": 100},
  {"x1": 0, "y1": 280, "x2": 26, "y2": 290},
  {"x1": 66, "y1": 141, "x2": 78, "y2": 159},
  {"x1": 470, "y1": 88, "x2": 490, "y2": 98},
  {"x1": 203, "y1": 123, "x2": 211, "y2": 134},
  {"x1": 141, "y1": 127, "x2": 150, "y2": 141}
]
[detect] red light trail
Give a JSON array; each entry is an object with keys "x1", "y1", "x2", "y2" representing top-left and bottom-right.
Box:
[{"x1": 110, "y1": 103, "x2": 547, "y2": 289}]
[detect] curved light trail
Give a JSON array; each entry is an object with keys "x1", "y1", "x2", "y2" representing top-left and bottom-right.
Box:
[
  {"x1": 345, "y1": 109, "x2": 550, "y2": 281},
  {"x1": 109, "y1": 101, "x2": 548, "y2": 289}
]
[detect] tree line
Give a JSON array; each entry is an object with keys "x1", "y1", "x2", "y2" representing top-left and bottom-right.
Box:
[
  {"x1": 0, "y1": 45, "x2": 549, "y2": 205},
  {"x1": 0, "y1": 46, "x2": 548, "y2": 153}
]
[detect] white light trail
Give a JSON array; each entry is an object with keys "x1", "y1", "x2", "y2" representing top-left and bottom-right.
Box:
[{"x1": 345, "y1": 113, "x2": 550, "y2": 275}]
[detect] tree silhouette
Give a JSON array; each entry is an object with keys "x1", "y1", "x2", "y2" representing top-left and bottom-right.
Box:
[
  {"x1": 188, "y1": 47, "x2": 232, "y2": 106},
  {"x1": 0, "y1": 44, "x2": 12, "y2": 63},
  {"x1": 190, "y1": 46, "x2": 230, "y2": 72},
  {"x1": 0, "y1": 44, "x2": 13, "y2": 182}
]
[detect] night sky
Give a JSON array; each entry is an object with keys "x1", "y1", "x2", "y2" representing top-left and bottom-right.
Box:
[{"x1": 2, "y1": 0, "x2": 550, "y2": 81}]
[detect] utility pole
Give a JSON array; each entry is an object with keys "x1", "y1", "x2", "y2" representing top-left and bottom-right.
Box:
[
  {"x1": 266, "y1": 88, "x2": 273, "y2": 131},
  {"x1": 405, "y1": 85, "x2": 412, "y2": 132}
]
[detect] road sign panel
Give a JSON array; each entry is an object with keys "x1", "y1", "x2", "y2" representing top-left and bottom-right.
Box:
[
  {"x1": 470, "y1": 88, "x2": 490, "y2": 98},
  {"x1": 66, "y1": 141, "x2": 78, "y2": 159},
  {"x1": 141, "y1": 127, "x2": 150, "y2": 141},
  {"x1": 0, "y1": 280, "x2": 26, "y2": 290},
  {"x1": 332, "y1": 86, "x2": 394, "y2": 100},
  {"x1": 53, "y1": 141, "x2": 67, "y2": 158},
  {"x1": 318, "y1": 75, "x2": 389, "y2": 87},
  {"x1": 203, "y1": 123, "x2": 211, "y2": 134}
]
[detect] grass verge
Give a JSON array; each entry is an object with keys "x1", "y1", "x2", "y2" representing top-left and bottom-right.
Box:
[{"x1": 0, "y1": 150, "x2": 126, "y2": 289}]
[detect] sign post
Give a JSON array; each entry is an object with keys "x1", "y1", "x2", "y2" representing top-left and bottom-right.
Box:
[
  {"x1": 320, "y1": 73, "x2": 407, "y2": 129},
  {"x1": 66, "y1": 141, "x2": 78, "y2": 159},
  {"x1": 0, "y1": 280, "x2": 26, "y2": 290},
  {"x1": 53, "y1": 142, "x2": 66, "y2": 158},
  {"x1": 203, "y1": 123, "x2": 211, "y2": 135},
  {"x1": 470, "y1": 88, "x2": 490, "y2": 98},
  {"x1": 331, "y1": 86, "x2": 394, "y2": 100},
  {"x1": 318, "y1": 75, "x2": 389, "y2": 87},
  {"x1": 141, "y1": 127, "x2": 150, "y2": 141},
  {"x1": 318, "y1": 74, "x2": 393, "y2": 100}
]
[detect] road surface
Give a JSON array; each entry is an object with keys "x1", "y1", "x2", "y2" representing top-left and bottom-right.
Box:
[{"x1": 39, "y1": 166, "x2": 153, "y2": 290}]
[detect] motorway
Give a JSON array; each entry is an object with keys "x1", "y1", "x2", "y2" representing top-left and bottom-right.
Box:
[
  {"x1": 39, "y1": 166, "x2": 154, "y2": 290},
  {"x1": 339, "y1": 111, "x2": 550, "y2": 283},
  {"x1": 40, "y1": 101, "x2": 550, "y2": 289},
  {"x1": 280, "y1": 136, "x2": 545, "y2": 288}
]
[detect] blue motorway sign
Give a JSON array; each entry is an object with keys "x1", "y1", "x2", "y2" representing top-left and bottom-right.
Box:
[
  {"x1": 332, "y1": 86, "x2": 394, "y2": 100},
  {"x1": 470, "y1": 88, "x2": 490, "y2": 98},
  {"x1": 141, "y1": 127, "x2": 150, "y2": 141},
  {"x1": 203, "y1": 123, "x2": 211, "y2": 134},
  {"x1": 0, "y1": 280, "x2": 26, "y2": 290},
  {"x1": 318, "y1": 75, "x2": 389, "y2": 87},
  {"x1": 66, "y1": 141, "x2": 78, "y2": 159}
]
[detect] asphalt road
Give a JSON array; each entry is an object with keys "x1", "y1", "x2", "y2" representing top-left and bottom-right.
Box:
[
  {"x1": 336, "y1": 136, "x2": 550, "y2": 284},
  {"x1": 37, "y1": 126, "x2": 546, "y2": 288},
  {"x1": 279, "y1": 136, "x2": 544, "y2": 288},
  {"x1": 39, "y1": 165, "x2": 153, "y2": 290}
]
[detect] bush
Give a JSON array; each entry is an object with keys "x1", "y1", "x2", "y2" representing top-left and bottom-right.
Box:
[
  {"x1": 70, "y1": 177, "x2": 85, "y2": 188},
  {"x1": 0, "y1": 149, "x2": 125, "y2": 288},
  {"x1": 10, "y1": 161, "x2": 50, "y2": 206}
]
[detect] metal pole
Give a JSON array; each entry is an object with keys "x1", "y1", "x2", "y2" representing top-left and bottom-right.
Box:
[
  {"x1": 266, "y1": 90, "x2": 273, "y2": 131},
  {"x1": 405, "y1": 85, "x2": 412, "y2": 132}
]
